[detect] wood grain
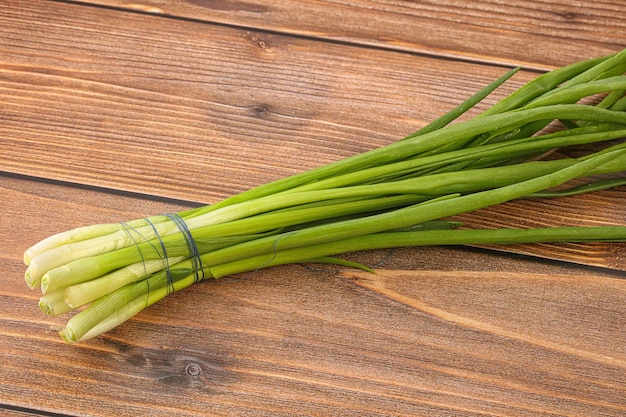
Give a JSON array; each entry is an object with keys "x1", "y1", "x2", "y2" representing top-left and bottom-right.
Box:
[
  {"x1": 2, "y1": 0, "x2": 626, "y2": 415},
  {"x1": 2, "y1": 0, "x2": 625, "y2": 269},
  {"x1": 3, "y1": 174, "x2": 625, "y2": 416},
  {"x1": 346, "y1": 269, "x2": 626, "y2": 414},
  {"x1": 1, "y1": 0, "x2": 540, "y2": 202},
  {"x1": 73, "y1": 0, "x2": 626, "y2": 69}
]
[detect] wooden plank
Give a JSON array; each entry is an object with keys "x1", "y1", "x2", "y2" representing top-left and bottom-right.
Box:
[
  {"x1": 2, "y1": 173, "x2": 625, "y2": 416},
  {"x1": 3, "y1": 0, "x2": 626, "y2": 270},
  {"x1": 1, "y1": 0, "x2": 544, "y2": 203},
  {"x1": 3, "y1": 1, "x2": 626, "y2": 416},
  {"x1": 70, "y1": 0, "x2": 626, "y2": 69}
]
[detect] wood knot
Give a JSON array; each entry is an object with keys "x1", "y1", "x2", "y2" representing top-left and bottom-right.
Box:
[
  {"x1": 553, "y1": 11, "x2": 577, "y2": 20},
  {"x1": 250, "y1": 104, "x2": 271, "y2": 118},
  {"x1": 185, "y1": 363, "x2": 203, "y2": 377},
  {"x1": 242, "y1": 31, "x2": 271, "y2": 50}
]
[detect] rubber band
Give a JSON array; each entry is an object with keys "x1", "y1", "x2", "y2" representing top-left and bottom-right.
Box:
[
  {"x1": 119, "y1": 222, "x2": 149, "y2": 279},
  {"x1": 119, "y1": 220, "x2": 172, "y2": 297},
  {"x1": 144, "y1": 218, "x2": 174, "y2": 295},
  {"x1": 120, "y1": 215, "x2": 203, "y2": 297},
  {"x1": 166, "y1": 213, "x2": 205, "y2": 283}
]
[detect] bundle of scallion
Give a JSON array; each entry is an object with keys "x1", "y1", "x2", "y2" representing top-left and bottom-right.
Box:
[{"x1": 25, "y1": 49, "x2": 626, "y2": 343}]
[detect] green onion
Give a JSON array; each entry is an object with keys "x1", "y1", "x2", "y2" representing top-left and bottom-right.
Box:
[{"x1": 24, "y1": 49, "x2": 626, "y2": 343}]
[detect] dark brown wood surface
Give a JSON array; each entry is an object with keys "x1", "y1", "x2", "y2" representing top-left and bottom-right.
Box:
[{"x1": 1, "y1": 1, "x2": 625, "y2": 415}]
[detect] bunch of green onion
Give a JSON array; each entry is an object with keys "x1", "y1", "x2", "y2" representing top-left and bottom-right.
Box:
[{"x1": 25, "y1": 49, "x2": 626, "y2": 343}]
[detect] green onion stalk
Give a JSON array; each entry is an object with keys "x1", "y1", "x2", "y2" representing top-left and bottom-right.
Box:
[{"x1": 25, "y1": 49, "x2": 626, "y2": 343}]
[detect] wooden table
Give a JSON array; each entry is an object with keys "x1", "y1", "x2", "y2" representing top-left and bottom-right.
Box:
[{"x1": 2, "y1": 1, "x2": 625, "y2": 415}]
